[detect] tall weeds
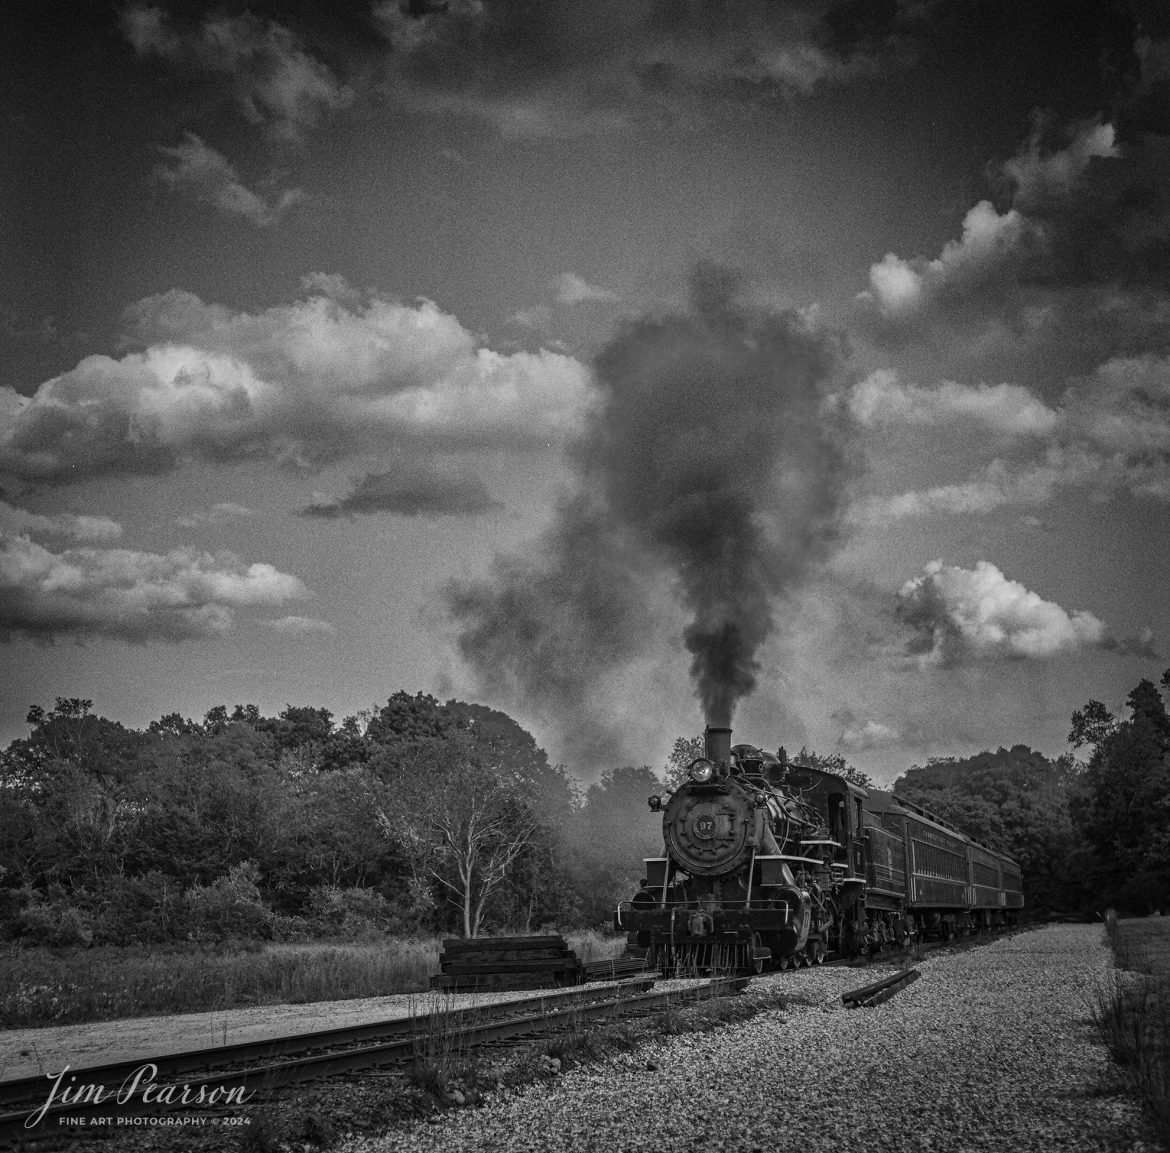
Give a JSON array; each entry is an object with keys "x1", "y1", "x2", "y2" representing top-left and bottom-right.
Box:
[
  {"x1": 1095, "y1": 911, "x2": 1170, "y2": 1147},
  {"x1": 0, "y1": 929, "x2": 626, "y2": 1028},
  {"x1": 408, "y1": 992, "x2": 480, "y2": 1106},
  {"x1": 0, "y1": 938, "x2": 441, "y2": 1027},
  {"x1": 562, "y1": 927, "x2": 627, "y2": 964}
]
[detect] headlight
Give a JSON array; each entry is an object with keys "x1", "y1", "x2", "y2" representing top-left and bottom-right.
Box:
[{"x1": 688, "y1": 758, "x2": 715, "y2": 783}]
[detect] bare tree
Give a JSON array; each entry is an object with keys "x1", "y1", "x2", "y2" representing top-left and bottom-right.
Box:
[{"x1": 378, "y1": 746, "x2": 536, "y2": 937}]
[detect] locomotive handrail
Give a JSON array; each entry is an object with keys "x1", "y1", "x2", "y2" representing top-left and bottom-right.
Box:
[{"x1": 659, "y1": 856, "x2": 673, "y2": 907}]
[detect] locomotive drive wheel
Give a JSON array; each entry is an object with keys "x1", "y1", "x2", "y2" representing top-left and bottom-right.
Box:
[{"x1": 751, "y1": 932, "x2": 765, "y2": 976}]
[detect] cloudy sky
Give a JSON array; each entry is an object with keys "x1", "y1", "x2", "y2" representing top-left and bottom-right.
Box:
[{"x1": 3, "y1": 0, "x2": 1168, "y2": 785}]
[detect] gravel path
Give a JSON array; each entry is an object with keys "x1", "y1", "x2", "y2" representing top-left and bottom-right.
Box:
[{"x1": 343, "y1": 925, "x2": 1155, "y2": 1153}]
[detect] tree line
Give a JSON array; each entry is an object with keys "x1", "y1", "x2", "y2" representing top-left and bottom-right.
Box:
[
  {"x1": 0, "y1": 692, "x2": 662, "y2": 947},
  {"x1": 892, "y1": 669, "x2": 1170, "y2": 916},
  {"x1": 2, "y1": 670, "x2": 1165, "y2": 947}
]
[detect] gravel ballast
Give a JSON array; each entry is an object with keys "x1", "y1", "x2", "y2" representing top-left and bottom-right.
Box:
[{"x1": 343, "y1": 925, "x2": 1155, "y2": 1153}]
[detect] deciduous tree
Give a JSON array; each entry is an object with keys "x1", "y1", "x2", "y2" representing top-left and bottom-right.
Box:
[
  {"x1": 1069, "y1": 673, "x2": 1170, "y2": 911},
  {"x1": 377, "y1": 732, "x2": 537, "y2": 937},
  {"x1": 894, "y1": 745, "x2": 1076, "y2": 912},
  {"x1": 794, "y1": 747, "x2": 873, "y2": 788}
]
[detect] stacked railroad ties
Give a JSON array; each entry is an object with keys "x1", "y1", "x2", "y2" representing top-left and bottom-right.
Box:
[{"x1": 431, "y1": 936, "x2": 648, "y2": 991}]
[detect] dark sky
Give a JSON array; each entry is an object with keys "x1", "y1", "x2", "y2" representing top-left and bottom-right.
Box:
[{"x1": 2, "y1": 0, "x2": 1168, "y2": 783}]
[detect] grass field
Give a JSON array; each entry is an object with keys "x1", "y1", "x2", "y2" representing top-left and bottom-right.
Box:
[
  {"x1": 1111, "y1": 917, "x2": 1170, "y2": 976},
  {"x1": 1098, "y1": 913, "x2": 1170, "y2": 1147},
  {"x1": 0, "y1": 928, "x2": 625, "y2": 1029}
]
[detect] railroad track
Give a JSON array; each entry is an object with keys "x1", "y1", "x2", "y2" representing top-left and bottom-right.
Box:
[
  {"x1": 643, "y1": 930, "x2": 966, "y2": 979},
  {"x1": 0, "y1": 929, "x2": 1014, "y2": 1143},
  {"x1": 0, "y1": 976, "x2": 746, "y2": 1142}
]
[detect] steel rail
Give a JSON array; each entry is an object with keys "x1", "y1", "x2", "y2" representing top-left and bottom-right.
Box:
[
  {"x1": 841, "y1": 968, "x2": 921, "y2": 1007},
  {"x1": 0, "y1": 977, "x2": 745, "y2": 1140},
  {"x1": 0, "y1": 977, "x2": 655, "y2": 1112}
]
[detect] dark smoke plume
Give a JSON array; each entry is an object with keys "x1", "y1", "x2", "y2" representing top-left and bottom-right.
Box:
[
  {"x1": 446, "y1": 264, "x2": 855, "y2": 761},
  {"x1": 444, "y1": 491, "x2": 656, "y2": 762}
]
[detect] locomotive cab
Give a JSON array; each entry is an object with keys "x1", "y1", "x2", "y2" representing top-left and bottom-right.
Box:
[{"x1": 782, "y1": 765, "x2": 867, "y2": 877}]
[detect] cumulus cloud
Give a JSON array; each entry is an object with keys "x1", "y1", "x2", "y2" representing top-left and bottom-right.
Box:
[
  {"x1": 831, "y1": 707, "x2": 901, "y2": 752},
  {"x1": 0, "y1": 281, "x2": 595, "y2": 484},
  {"x1": 860, "y1": 201, "x2": 1036, "y2": 324},
  {"x1": 174, "y1": 502, "x2": 257, "y2": 529},
  {"x1": 1103, "y1": 625, "x2": 1160, "y2": 659},
  {"x1": 0, "y1": 501, "x2": 122, "y2": 543},
  {"x1": 122, "y1": 6, "x2": 351, "y2": 143},
  {"x1": 896, "y1": 560, "x2": 1107, "y2": 666},
  {"x1": 854, "y1": 461, "x2": 1062, "y2": 523},
  {"x1": 553, "y1": 273, "x2": 618, "y2": 306},
  {"x1": 371, "y1": 0, "x2": 926, "y2": 136},
  {"x1": 300, "y1": 461, "x2": 500, "y2": 518},
  {"x1": 153, "y1": 134, "x2": 304, "y2": 226},
  {"x1": 855, "y1": 353, "x2": 1170, "y2": 521},
  {"x1": 0, "y1": 533, "x2": 307, "y2": 643},
  {"x1": 1062, "y1": 355, "x2": 1170, "y2": 495},
  {"x1": 509, "y1": 305, "x2": 552, "y2": 331},
  {"x1": 855, "y1": 99, "x2": 1170, "y2": 369},
  {"x1": 1004, "y1": 118, "x2": 1119, "y2": 210},
  {"x1": 848, "y1": 370, "x2": 1058, "y2": 436}
]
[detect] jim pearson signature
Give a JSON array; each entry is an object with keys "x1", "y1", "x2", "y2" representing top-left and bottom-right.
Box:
[{"x1": 26, "y1": 1065, "x2": 255, "y2": 1128}]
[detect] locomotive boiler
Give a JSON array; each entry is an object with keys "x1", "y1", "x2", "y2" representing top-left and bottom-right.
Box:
[{"x1": 616, "y1": 725, "x2": 1022, "y2": 974}]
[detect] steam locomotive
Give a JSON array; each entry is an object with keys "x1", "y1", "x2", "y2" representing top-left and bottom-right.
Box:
[{"x1": 616, "y1": 726, "x2": 1023, "y2": 973}]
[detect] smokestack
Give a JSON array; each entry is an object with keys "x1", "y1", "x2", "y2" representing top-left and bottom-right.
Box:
[{"x1": 704, "y1": 724, "x2": 732, "y2": 767}]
